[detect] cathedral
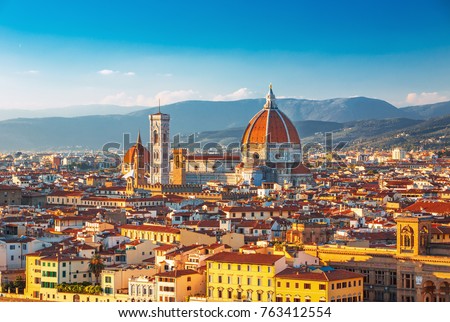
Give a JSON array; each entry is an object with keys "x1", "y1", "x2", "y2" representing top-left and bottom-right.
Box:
[
  {"x1": 122, "y1": 84, "x2": 313, "y2": 190},
  {"x1": 236, "y1": 84, "x2": 312, "y2": 186}
]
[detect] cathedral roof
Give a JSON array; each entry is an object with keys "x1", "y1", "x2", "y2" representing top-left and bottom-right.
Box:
[
  {"x1": 241, "y1": 85, "x2": 301, "y2": 145},
  {"x1": 123, "y1": 133, "x2": 150, "y2": 164}
]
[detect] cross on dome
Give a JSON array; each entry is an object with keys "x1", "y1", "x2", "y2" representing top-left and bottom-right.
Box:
[{"x1": 264, "y1": 83, "x2": 278, "y2": 109}]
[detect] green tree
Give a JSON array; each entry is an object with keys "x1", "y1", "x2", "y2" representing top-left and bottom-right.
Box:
[{"x1": 88, "y1": 253, "x2": 105, "y2": 285}]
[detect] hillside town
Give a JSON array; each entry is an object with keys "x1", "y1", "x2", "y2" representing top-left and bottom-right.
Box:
[{"x1": 1, "y1": 86, "x2": 450, "y2": 303}]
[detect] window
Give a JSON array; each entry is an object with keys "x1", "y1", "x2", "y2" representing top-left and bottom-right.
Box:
[
  {"x1": 247, "y1": 265, "x2": 251, "y2": 272},
  {"x1": 237, "y1": 265, "x2": 241, "y2": 270},
  {"x1": 257, "y1": 266, "x2": 261, "y2": 272},
  {"x1": 389, "y1": 271, "x2": 397, "y2": 286},
  {"x1": 268, "y1": 267, "x2": 271, "y2": 273},
  {"x1": 105, "y1": 276, "x2": 112, "y2": 283},
  {"x1": 187, "y1": 277, "x2": 191, "y2": 282},
  {"x1": 10, "y1": 255, "x2": 14, "y2": 261},
  {"x1": 402, "y1": 273, "x2": 414, "y2": 289},
  {"x1": 375, "y1": 270, "x2": 384, "y2": 285},
  {"x1": 361, "y1": 270, "x2": 370, "y2": 284},
  {"x1": 257, "y1": 279, "x2": 261, "y2": 286},
  {"x1": 268, "y1": 280, "x2": 271, "y2": 287},
  {"x1": 304, "y1": 283, "x2": 311, "y2": 290},
  {"x1": 218, "y1": 276, "x2": 222, "y2": 283},
  {"x1": 247, "y1": 277, "x2": 251, "y2": 285},
  {"x1": 62, "y1": 263, "x2": 66, "y2": 267},
  {"x1": 295, "y1": 283, "x2": 299, "y2": 288},
  {"x1": 62, "y1": 271, "x2": 66, "y2": 278},
  {"x1": 9, "y1": 245, "x2": 15, "y2": 250},
  {"x1": 187, "y1": 286, "x2": 191, "y2": 291},
  {"x1": 286, "y1": 282, "x2": 290, "y2": 288},
  {"x1": 227, "y1": 264, "x2": 231, "y2": 270},
  {"x1": 277, "y1": 281, "x2": 281, "y2": 287},
  {"x1": 342, "y1": 282, "x2": 347, "y2": 288},
  {"x1": 319, "y1": 284, "x2": 326, "y2": 290},
  {"x1": 228, "y1": 290, "x2": 232, "y2": 299},
  {"x1": 218, "y1": 289, "x2": 223, "y2": 298}
]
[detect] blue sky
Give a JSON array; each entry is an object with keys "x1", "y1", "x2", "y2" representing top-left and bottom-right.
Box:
[{"x1": 0, "y1": 0, "x2": 449, "y2": 109}]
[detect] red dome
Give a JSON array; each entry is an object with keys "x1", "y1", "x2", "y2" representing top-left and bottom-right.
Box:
[
  {"x1": 123, "y1": 143, "x2": 150, "y2": 164},
  {"x1": 241, "y1": 106, "x2": 300, "y2": 145},
  {"x1": 242, "y1": 85, "x2": 300, "y2": 146}
]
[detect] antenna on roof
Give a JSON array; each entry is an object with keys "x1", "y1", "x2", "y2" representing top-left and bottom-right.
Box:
[{"x1": 158, "y1": 99, "x2": 161, "y2": 113}]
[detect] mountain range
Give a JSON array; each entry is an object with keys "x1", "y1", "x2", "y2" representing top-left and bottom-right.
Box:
[{"x1": 0, "y1": 97, "x2": 449, "y2": 152}]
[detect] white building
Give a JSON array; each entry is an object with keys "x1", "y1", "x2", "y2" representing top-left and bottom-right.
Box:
[
  {"x1": 0, "y1": 237, "x2": 53, "y2": 270},
  {"x1": 128, "y1": 275, "x2": 156, "y2": 302},
  {"x1": 392, "y1": 148, "x2": 406, "y2": 160}
]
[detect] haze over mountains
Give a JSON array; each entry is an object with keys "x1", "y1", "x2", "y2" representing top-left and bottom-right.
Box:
[{"x1": 0, "y1": 97, "x2": 449, "y2": 152}]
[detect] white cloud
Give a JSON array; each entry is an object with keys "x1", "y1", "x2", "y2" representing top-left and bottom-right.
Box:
[
  {"x1": 124, "y1": 71, "x2": 136, "y2": 76},
  {"x1": 213, "y1": 88, "x2": 254, "y2": 101},
  {"x1": 18, "y1": 70, "x2": 39, "y2": 75},
  {"x1": 155, "y1": 89, "x2": 199, "y2": 105},
  {"x1": 97, "y1": 69, "x2": 119, "y2": 75},
  {"x1": 100, "y1": 89, "x2": 200, "y2": 107},
  {"x1": 405, "y1": 92, "x2": 449, "y2": 105},
  {"x1": 100, "y1": 92, "x2": 136, "y2": 106}
]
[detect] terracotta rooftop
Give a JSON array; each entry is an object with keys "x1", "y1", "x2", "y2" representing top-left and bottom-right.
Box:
[{"x1": 206, "y1": 252, "x2": 284, "y2": 265}]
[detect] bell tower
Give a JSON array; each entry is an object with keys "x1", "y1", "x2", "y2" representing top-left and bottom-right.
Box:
[
  {"x1": 149, "y1": 106, "x2": 170, "y2": 185},
  {"x1": 396, "y1": 216, "x2": 432, "y2": 256},
  {"x1": 172, "y1": 148, "x2": 187, "y2": 185}
]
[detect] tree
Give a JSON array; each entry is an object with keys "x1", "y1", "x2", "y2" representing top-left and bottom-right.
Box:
[{"x1": 88, "y1": 253, "x2": 105, "y2": 285}]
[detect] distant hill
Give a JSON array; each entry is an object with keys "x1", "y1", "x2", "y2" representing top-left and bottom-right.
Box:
[
  {"x1": 352, "y1": 115, "x2": 450, "y2": 150},
  {"x1": 0, "y1": 97, "x2": 449, "y2": 152},
  {"x1": 0, "y1": 105, "x2": 146, "y2": 121},
  {"x1": 402, "y1": 101, "x2": 450, "y2": 119}
]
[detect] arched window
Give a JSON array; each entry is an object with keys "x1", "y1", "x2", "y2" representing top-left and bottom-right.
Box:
[
  {"x1": 153, "y1": 130, "x2": 159, "y2": 144},
  {"x1": 401, "y1": 225, "x2": 414, "y2": 249}
]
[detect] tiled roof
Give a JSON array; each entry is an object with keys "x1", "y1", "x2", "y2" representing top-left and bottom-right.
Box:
[
  {"x1": 155, "y1": 269, "x2": 200, "y2": 278},
  {"x1": 276, "y1": 267, "x2": 363, "y2": 281},
  {"x1": 206, "y1": 252, "x2": 284, "y2": 265},
  {"x1": 120, "y1": 224, "x2": 180, "y2": 234}
]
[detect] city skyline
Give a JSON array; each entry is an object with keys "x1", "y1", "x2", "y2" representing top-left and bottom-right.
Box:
[{"x1": 0, "y1": 0, "x2": 450, "y2": 110}]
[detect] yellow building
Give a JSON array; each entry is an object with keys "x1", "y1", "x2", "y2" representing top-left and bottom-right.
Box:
[
  {"x1": 206, "y1": 252, "x2": 287, "y2": 302},
  {"x1": 120, "y1": 224, "x2": 180, "y2": 243},
  {"x1": 274, "y1": 267, "x2": 363, "y2": 302},
  {"x1": 25, "y1": 251, "x2": 92, "y2": 301},
  {"x1": 301, "y1": 216, "x2": 450, "y2": 302}
]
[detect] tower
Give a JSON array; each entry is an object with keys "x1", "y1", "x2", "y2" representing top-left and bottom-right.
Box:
[
  {"x1": 149, "y1": 109, "x2": 170, "y2": 185},
  {"x1": 396, "y1": 216, "x2": 432, "y2": 256},
  {"x1": 172, "y1": 148, "x2": 187, "y2": 185}
]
